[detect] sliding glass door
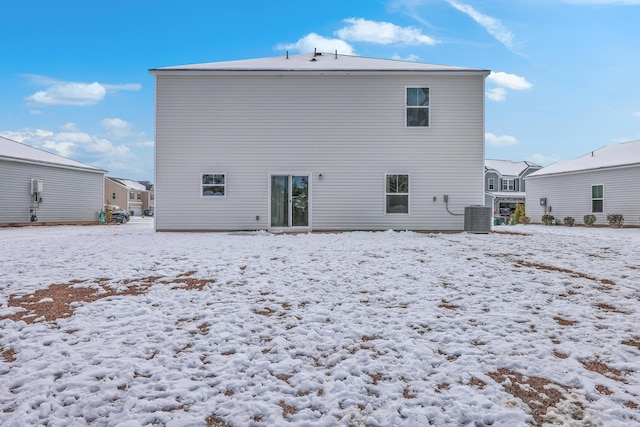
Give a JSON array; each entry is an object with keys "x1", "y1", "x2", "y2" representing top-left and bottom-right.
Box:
[{"x1": 270, "y1": 175, "x2": 309, "y2": 228}]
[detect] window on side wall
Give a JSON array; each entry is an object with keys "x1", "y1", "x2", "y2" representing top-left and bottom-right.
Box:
[
  {"x1": 592, "y1": 185, "x2": 603, "y2": 213},
  {"x1": 129, "y1": 191, "x2": 134, "y2": 200},
  {"x1": 406, "y1": 87, "x2": 429, "y2": 127},
  {"x1": 488, "y1": 178, "x2": 495, "y2": 191},
  {"x1": 386, "y1": 174, "x2": 409, "y2": 214},
  {"x1": 202, "y1": 173, "x2": 226, "y2": 197}
]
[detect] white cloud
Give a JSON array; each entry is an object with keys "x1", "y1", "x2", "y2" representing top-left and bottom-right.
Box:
[
  {"x1": 276, "y1": 33, "x2": 355, "y2": 55},
  {"x1": 42, "y1": 140, "x2": 76, "y2": 158},
  {"x1": 486, "y1": 71, "x2": 532, "y2": 101},
  {"x1": 391, "y1": 53, "x2": 422, "y2": 62},
  {"x1": 335, "y1": 18, "x2": 437, "y2": 45},
  {"x1": 447, "y1": 0, "x2": 515, "y2": 51},
  {"x1": 101, "y1": 118, "x2": 142, "y2": 139},
  {"x1": 487, "y1": 72, "x2": 532, "y2": 90},
  {"x1": 485, "y1": 132, "x2": 518, "y2": 146},
  {"x1": 23, "y1": 75, "x2": 141, "y2": 107},
  {"x1": 633, "y1": 111, "x2": 640, "y2": 118},
  {"x1": 27, "y1": 82, "x2": 106, "y2": 106},
  {"x1": 486, "y1": 88, "x2": 507, "y2": 102}
]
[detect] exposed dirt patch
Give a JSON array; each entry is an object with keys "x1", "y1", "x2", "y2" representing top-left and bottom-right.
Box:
[
  {"x1": 595, "y1": 384, "x2": 613, "y2": 395},
  {"x1": 580, "y1": 358, "x2": 624, "y2": 382},
  {"x1": 1, "y1": 346, "x2": 16, "y2": 363},
  {"x1": 279, "y1": 400, "x2": 297, "y2": 417},
  {"x1": 553, "y1": 316, "x2": 578, "y2": 326},
  {"x1": 1, "y1": 274, "x2": 215, "y2": 324},
  {"x1": 595, "y1": 303, "x2": 629, "y2": 314},
  {"x1": 488, "y1": 368, "x2": 577, "y2": 426},
  {"x1": 622, "y1": 338, "x2": 640, "y2": 350},
  {"x1": 206, "y1": 414, "x2": 233, "y2": 427},
  {"x1": 492, "y1": 230, "x2": 532, "y2": 236},
  {"x1": 514, "y1": 260, "x2": 615, "y2": 285}
]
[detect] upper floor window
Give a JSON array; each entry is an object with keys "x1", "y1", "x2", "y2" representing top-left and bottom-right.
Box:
[
  {"x1": 202, "y1": 173, "x2": 226, "y2": 197},
  {"x1": 150, "y1": 192, "x2": 154, "y2": 201},
  {"x1": 488, "y1": 178, "x2": 495, "y2": 191},
  {"x1": 502, "y1": 179, "x2": 515, "y2": 191},
  {"x1": 129, "y1": 191, "x2": 134, "y2": 200},
  {"x1": 592, "y1": 185, "x2": 603, "y2": 213},
  {"x1": 386, "y1": 174, "x2": 409, "y2": 214},
  {"x1": 137, "y1": 192, "x2": 142, "y2": 200},
  {"x1": 406, "y1": 88, "x2": 429, "y2": 127}
]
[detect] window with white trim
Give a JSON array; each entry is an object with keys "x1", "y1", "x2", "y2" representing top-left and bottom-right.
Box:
[
  {"x1": 386, "y1": 174, "x2": 409, "y2": 214},
  {"x1": 406, "y1": 88, "x2": 429, "y2": 127},
  {"x1": 592, "y1": 185, "x2": 603, "y2": 213},
  {"x1": 502, "y1": 179, "x2": 515, "y2": 191},
  {"x1": 488, "y1": 178, "x2": 495, "y2": 191},
  {"x1": 202, "y1": 173, "x2": 226, "y2": 197}
]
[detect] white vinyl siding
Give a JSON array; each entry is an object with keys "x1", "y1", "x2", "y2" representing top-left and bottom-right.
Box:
[
  {"x1": 154, "y1": 73, "x2": 486, "y2": 231},
  {"x1": 0, "y1": 160, "x2": 104, "y2": 224},
  {"x1": 525, "y1": 165, "x2": 640, "y2": 226}
]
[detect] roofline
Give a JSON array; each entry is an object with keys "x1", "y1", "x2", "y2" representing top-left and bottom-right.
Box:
[
  {"x1": 0, "y1": 155, "x2": 107, "y2": 174},
  {"x1": 526, "y1": 162, "x2": 640, "y2": 179},
  {"x1": 149, "y1": 69, "x2": 490, "y2": 77}
]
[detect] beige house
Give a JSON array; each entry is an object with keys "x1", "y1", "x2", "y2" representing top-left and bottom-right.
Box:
[
  {"x1": 105, "y1": 177, "x2": 154, "y2": 216},
  {"x1": 150, "y1": 52, "x2": 489, "y2": 231}
]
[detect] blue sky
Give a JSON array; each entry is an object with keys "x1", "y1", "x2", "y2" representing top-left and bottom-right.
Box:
[{"x1": 2, "y1": 0, "x2": 639, "y2": 181}]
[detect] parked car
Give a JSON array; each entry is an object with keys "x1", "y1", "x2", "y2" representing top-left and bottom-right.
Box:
[
  {"x1": 143, "y1": 208, "x2": 154, "y2": 217},
  {"x1": 104, "y1": 205, "x2": 130, "y2": 224}
]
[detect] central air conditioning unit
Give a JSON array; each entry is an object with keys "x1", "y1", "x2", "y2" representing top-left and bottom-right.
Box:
[{"x1": 464, "y1": 206, "x2": 492, "y2": 234}]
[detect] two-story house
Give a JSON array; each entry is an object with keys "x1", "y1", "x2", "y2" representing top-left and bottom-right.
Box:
[
  {"x1": 484, "y1": 159, "x2": 542, "y2": 223},
  {"x1": 105, "y1": 177, "x2": 152, "y2": 216},
  {"x1": 149, "y1": 52, "x2": 490, "y2": 232}
]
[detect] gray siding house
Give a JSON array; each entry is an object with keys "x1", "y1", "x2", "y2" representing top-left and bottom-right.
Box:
[
  {"x1": 0, "y1": 135, "x2": 106, "y2": 225},
  {"x1": 525, "y1": 140, "x2": 640, "y2": 226},
  {"x1": 484, "y1": 159, "x2": 541, "y2": 222},
  {"x1": 150, "y1": 52, "x2": 489, "y2": 232}
]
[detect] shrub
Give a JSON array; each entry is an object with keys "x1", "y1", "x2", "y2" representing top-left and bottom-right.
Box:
[
  {"x1": 542, "y1": 214, "x2": 555, "y2": 225},
  {"x1": 606, "y1": 214, "x2": 624, "y2": 228},
  {"x1": 583, "y1": 214, "x2": 596, "y2": 226},
  {"x1": 563, "y1": 217, "x2": 575, "y2": 227},
  {"x1": 511, "y1": 203, "x2": 526, "y2": 225},
  {"x1": 519, "y1": 216, "x2": 530, "y2": 224}
]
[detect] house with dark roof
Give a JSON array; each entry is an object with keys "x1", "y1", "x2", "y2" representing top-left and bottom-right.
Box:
[
  {"x1": 0, "y1": 135, "x2": 106, "y2": 225},
  {"x1": 484, "y1": 159, "x2": 542, "y2": 223},
  {"x1": 149, "y1": 52, "x2": 490, "y2": 231},
  {"x1": 525, "y1": 140, "x2": 640, "y2": 226}
]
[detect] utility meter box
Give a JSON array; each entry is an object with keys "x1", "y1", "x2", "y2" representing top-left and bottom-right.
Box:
[{"x1": 31, "y1": 179, "x2": 44, "y2": 194}]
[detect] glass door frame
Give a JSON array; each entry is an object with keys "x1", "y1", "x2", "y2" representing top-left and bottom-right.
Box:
[{"x1": 268, "y1": 172, "x2": 311, "y2": 230}]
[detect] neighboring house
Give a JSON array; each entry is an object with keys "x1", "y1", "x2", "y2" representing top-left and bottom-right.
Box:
[
  {"x1": 105, "y1": 177, "x2": 152, "y2": 216},
  {"x1": 525, "y1": 140, "x2": 640, "y2": 226},
  {"x1": 138, "y1": 180, "x2": 155, "y2": 213},
  {"x1": 0, "y1": 135, "x2": 105, "y2": 225},
  {"x1": 484, "y1": 159, "x2": 542, "y2": 222},
  {"x1": 149, "y1": 52, "x2": 489, "y2": 232}
]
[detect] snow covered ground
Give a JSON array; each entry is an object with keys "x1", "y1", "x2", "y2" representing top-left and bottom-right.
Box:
[{"x1": 1, "y1": 218, "x2": 639, "y2": 426}]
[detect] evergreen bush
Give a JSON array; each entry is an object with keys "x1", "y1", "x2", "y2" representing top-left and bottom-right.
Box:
[
  {"x1": 542, "y1": 214, "x2": 555, "y2": 225},
  {"x1": 607, "y1": 214, "x2": 624, "y2": 228},
  {"x1": 583, "y1": 214, "x2": 596, "y2": 226},
  {"x1": 563, "y1": 217, "x2": 575, "y2": 227}
]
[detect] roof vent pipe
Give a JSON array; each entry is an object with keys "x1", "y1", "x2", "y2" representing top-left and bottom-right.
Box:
[
  {"x1": 335, "y1": 50, "x2": 338, "y2": 59},
  {"x1": 286, "y1": 51, "x2": 289, "y2": 59}
]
